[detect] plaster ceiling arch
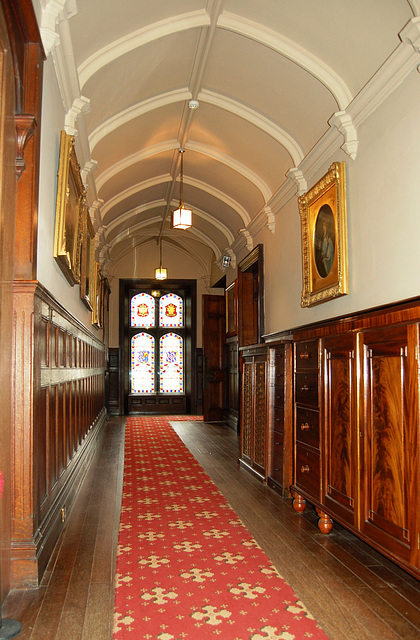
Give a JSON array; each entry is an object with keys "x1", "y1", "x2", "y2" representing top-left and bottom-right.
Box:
[{"x1": 44, "y1": 0, "x2": 417, "y2": 281}]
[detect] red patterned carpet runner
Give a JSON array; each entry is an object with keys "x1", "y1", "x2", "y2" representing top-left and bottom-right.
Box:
[{"x1": 113, "y1": 416, "x2": 329, "y2": 640}]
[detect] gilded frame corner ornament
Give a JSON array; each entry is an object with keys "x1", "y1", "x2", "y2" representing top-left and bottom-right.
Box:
[
  {"x1": 298, "y1": 162, "x2": 349, "y2": 308},
  {"x1": 53, "y1": 130, "x2": 86, "y2": 286}
]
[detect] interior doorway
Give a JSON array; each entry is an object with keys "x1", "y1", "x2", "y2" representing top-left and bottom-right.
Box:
[{"x1": 120, "y1": 279, "x2": 197, "y2": 415}]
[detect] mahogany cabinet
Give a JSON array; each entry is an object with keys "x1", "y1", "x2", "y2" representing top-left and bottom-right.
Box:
[
  {"x1": 291, "y1": 301, "x2": 420, "y2": 579},
  {"x1": 239, "y1": 344, "x2": 268, "y2": 480},
  {"x1": 239, "y1": 341, "x2": 293, "y2": 492},
  {"x1": 267, "y1": 341, "x2": 293, "y2": 496}
]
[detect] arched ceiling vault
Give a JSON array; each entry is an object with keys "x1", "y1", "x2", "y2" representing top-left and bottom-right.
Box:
[{"x1": 42, "y1": 0, "x2": 418, "y2": 280}]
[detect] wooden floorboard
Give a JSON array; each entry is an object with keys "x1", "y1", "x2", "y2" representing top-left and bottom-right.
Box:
[{"x1": 2, "y1": 416, "x2": 420, "y2": 640}]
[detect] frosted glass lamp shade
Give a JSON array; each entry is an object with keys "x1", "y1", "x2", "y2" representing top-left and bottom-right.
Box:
[
  {"x1": 172, "y1": 207, "x2": 192, "y2": 230},
  {"x1": 155, "y1": 267, "x2": 168, "y2": 280}
]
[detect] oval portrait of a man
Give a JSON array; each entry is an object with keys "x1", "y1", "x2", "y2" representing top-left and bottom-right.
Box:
[{"x1": 314, "y1": 204, "x2": 335, "y2": 278}]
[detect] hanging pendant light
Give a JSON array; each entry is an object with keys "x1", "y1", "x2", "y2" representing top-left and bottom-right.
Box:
[
  {"x1": 172, "y1": 149, "x2": 192, "y2": 230},
  {"x1": 154, "y1": 237, "x2": 168, "y2": 280}
]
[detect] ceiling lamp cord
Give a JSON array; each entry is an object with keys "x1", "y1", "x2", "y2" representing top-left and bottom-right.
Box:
[{"x1": 172, "y1": 149, "x2": 192, "y2": 230}]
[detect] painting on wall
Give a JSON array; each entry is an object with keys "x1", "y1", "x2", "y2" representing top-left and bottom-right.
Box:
[
  {"x1": 298, "y1": 162, "x2": 349, "y2": 307},
  {"x1": 80, "y1": 208, "x2": 95, "y2": 310},
  {"x1": 53, "y1": 130, "x2": 86, "y2": 286},
  {"x1": 92, "y1": 261, "x2": 104, "y2": 328}
]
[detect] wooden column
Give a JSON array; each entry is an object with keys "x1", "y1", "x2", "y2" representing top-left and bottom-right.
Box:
[{"x1": 2, "y1": 0, "x2": 44, "y2": 588}]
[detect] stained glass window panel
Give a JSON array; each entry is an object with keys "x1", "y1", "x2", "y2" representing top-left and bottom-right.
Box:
[
  {"x1": 131, "y1": 333, "x2": 155, "y2": 393},
  {"x1": 159, "y1": 333, "x2": 183, "y2": 393},
  {"x1": 131, "y1": 293, "x2": 155, "y2": 327},
  {"x1": 159, "y1": 293, "x2": 183, "y2": 327}
]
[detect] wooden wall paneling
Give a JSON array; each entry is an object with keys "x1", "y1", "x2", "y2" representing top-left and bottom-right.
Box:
[
  {"x1": 36, "y1": 388, "x2": 48, "y2": 512},
  {"x1": 9, "y1": 284, "x2": 108, "y2": 588}
]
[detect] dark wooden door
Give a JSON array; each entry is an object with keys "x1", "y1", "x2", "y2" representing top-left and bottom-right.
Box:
[
  {"x1": 120, "y1": 279, "x2": 196, "y2": 416},
  {"x1": 202, "y1": 295, "x2": 225, "y2": 421}
]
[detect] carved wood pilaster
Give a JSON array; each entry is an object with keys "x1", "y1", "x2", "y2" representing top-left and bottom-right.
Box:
[{"x1": 11, "y1": 281, "x2": 38, "y2": 587}]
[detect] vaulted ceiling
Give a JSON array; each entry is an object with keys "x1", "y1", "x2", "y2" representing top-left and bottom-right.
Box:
[{"x1": 41, "y1": 0, "x2": 417, "y2": 280}]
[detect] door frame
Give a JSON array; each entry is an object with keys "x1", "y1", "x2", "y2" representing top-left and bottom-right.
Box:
[{"x1": 119, "y1": 278, "x2": 197, "y2": 415}]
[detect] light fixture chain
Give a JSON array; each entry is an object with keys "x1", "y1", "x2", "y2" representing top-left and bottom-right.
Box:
[{"x1": 179, "y1": 149, "x2": 184, "y2": 206}]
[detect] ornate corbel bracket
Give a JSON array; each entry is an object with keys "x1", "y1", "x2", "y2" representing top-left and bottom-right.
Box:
[
  {"x1": 15, "y1": 115, "x2": 36, "y2": 179},
  {"x1": 64, "y1": 96, "x2": 91, "y2": 136},
  {"x1": 287, "y1": 167, "x2": 307, "y2": 196},
  {"x1": 81, "y1": 159, "x2": 98, "y2": 186},
  {"x1": 239, "y1": 228, "x2": 253, "y2": 251},
  {"x1": 399, "y1": 16, "x2": 420, "y2": 54},
  {"x1": 329, "y1": 111, "x2": 359, "y2": 160},
  {"x1": 265, "y1": 207, "x2": 275, "y2": 234},
  {"x1": 40, "y1": 0, "x2": 78, "y2": 55}
]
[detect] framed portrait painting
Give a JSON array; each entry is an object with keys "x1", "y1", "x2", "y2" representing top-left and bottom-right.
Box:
[
  {"x1": 53, "y1": 130, "x2": 86, "y2": 285},
  {"x1": 298, "y1": 162, "x2": 348, "y2": 307}
]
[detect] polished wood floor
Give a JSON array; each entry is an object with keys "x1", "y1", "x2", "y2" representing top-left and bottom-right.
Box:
[{"x1": 3, "y1": 416, "x2": 420, "y2": 640}]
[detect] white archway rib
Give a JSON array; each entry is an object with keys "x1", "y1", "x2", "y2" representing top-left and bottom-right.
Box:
[
  {"x1": 105, "y1": 198, "x2": 235, "y2": 247},
  {"x1": 217, "y1": 12, "x2": 353, "y2": 109},
  {"x1": 89, "y1": 91, "x2": 191, "y2": 155},
  {"x1": 198, "y1": 89, "x2": 304, "y2": 166},
  {"x1": 185, "y1": 142, "x2": 271, "y2": 203},
  {"x1": 78, "y1": 10, "x2": 211, "y2": 89}
]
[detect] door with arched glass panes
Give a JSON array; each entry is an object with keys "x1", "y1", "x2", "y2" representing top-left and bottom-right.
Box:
[{"x1": 127, "y1": 287, "x2": 189, "y2": 414}]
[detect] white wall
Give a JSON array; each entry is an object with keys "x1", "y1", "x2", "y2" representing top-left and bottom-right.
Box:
[
  {"x1": 248, "y1": 68, "x2": 420, "y2": 337},
  {"x1": 37, "y1": 56, "x2": 99, "y2": 332}
]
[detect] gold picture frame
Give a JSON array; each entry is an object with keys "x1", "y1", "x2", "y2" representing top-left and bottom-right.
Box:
[
  {"x1": 53, "y1": 130, "x2": 86, "y2": 285},
  {"x1": 298, "y1": 162, "x2": 348, "y2": 307},
  {"x1": 80, "y1": 208, "x2": 95, "y2": 310},
  {"x1": 92, "y1": 261, "x2": 104, "y2": 328}
]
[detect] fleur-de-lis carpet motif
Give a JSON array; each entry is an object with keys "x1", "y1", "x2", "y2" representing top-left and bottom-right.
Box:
[{"x1": 113, "y1": 416, "x2": 330, "y2": 640}]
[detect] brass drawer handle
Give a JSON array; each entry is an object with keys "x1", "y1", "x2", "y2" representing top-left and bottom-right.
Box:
[
  {"x1": 300, "y1": 384, "x2": 310, "y2": 392},
  {"x1": 301, "y1": 465, "x2": 310, "y2": 473},
  {"x1": 299, "y1": 351, "x2": 311, "y2": 360},
  {"x1": 300, "y1": 423, "x2": 311, "y2": 431}
]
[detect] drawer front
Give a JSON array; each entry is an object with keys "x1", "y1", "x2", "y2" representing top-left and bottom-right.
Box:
[
  {"x1": 295, "y1": 340, "x2": 318, "y2": 371},
  {"x1": 270, "y1": 454, "x2": 284, "y2": 483},
  {"x1": 295, "y1": 372, "x2": 318, "y2": 407},
  {"x1": 295, "y1": 407, "x2": 319, "y2": 449},
  {"x1": 273, "y1": 385, "x2": 285, "y2": 408},
  {"x1": 272, "y1": 406, "x2": 285, "y2": 432},
  {"x1": 271, "y1": 430, "x2": 284, "y2": 459},
  {"x1": 295, "y1": 445, "x2": 320, "y2": 500}
]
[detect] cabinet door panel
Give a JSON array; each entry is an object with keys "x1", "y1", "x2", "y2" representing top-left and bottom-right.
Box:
[
  {"x1": 323, "y1": 335, "x2": 357, "y2": 526},
  {"x1": 360, "y1": 326, "x2": 419, "y2": 566},
  {"x1": 253, "y1": 361, "x2": 267, "y2": 469},
  {"x1": 241, "y1": 361, "x2": 253, "y2": 461}
]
